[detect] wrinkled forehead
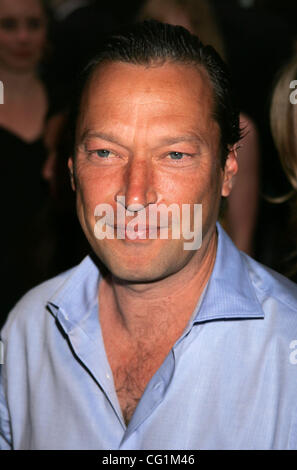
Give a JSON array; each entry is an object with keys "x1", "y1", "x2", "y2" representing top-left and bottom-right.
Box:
[{"x1": 76, "y1": 59, "x2": 216, "y2": 131}]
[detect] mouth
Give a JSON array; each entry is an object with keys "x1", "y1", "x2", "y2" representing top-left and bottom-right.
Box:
[
  {"x1": 13, "y1": 50, "x2": 34, "y2": 59},
  {"x1": 106, "y1": 224, "x2": 168, "y2": 241}
]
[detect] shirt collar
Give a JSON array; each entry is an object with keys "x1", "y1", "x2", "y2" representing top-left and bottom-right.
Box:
[
  {"x1": 47, "y1": 256, "x2": 101, "y2": 333},
  {"x1": 193, "y1": 223, "x2": 264, "y2": 323},
  {"x1": 47, "y1": 223, "x2": 264, "y2": 331}
]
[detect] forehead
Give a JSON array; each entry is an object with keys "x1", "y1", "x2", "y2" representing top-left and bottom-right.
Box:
[
  {"x1": 78, "y1": 61, "x2": 216, "y2": 132},
  {"x1": 0, "y1": 0, "x2": 43, "y2": 17}
]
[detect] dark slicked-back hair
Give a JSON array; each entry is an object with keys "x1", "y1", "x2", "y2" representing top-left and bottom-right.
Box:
[{"x1": 71, "y1": 20, "x2": 241, "y2": 167}]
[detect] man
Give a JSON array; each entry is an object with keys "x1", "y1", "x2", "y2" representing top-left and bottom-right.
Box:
[{"x1": 1, "y1": 21, "x2": 297, "y2": 450}]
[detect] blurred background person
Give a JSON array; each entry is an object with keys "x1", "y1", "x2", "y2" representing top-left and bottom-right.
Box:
[
  {"x1": 138, "y1": 0, "x2": 226, "y2": 58},
  {"x1": 50, "y1": 0, "x2": 91, "y2": 20},
  {"x1": 211, "y1": 0, "x2": 296, "y2": 270},
  {"x1": 0, "y1": 0, "x2": 51, "y2": 325},
  {"x1": 270, "y1": 54, "x2": 297, "y2": 281},
  {"x1": 137, "y1": 0, "x2": 260, "y2": 256},
  {"x1": 46, "y1": 0, "x2": 126, "y2": 117}
]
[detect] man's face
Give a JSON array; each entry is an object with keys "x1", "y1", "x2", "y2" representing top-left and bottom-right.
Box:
[{"x1": 70, "y1": 61, "x2": 237, "y2": 283}]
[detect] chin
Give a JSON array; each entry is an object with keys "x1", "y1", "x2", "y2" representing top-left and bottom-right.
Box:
[
  {"x1": 115, "y1": 268, "x2": 169, "y2": 284},
  {"x1": 88, "y1": 233, "x2": 193, "y2": 283},
  {"x1": 99, "y1": 250, "x2": 192, "y2": 287},
  {"x1": 102, "y1": 257, "x2": 167, "y2": 284}
]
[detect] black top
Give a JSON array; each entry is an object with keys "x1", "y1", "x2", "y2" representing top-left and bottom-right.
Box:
[{"x1": 1, "y1": 127, "x2": 48, "y2": 324}]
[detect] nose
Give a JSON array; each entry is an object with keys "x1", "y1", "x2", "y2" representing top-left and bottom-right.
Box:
[
  {"x1": 16, "y1": 25, "x2": 31, "y2": 43},
  {"x1": 115, "y1": 156, "x2": 158, "y2": 212}
]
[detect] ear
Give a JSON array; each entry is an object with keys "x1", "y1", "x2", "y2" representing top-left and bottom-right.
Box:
[
  {"x1": 221, "y1": 146, "x2": 238, "y2": 197},
  {"x1": 68, "y1": 156, "x2": 76, "y2": 191}
]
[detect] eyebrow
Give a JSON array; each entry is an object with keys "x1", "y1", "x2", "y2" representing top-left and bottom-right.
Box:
[
  {"x1": 78, "y1": 131, "x2": 130, "y2": 150},
  {"x1": 78, "y1": 130, "x2": 205, "y2": 150},
  {"x1": 157, "y1": 135, "x2": 205, "y2": 147}
]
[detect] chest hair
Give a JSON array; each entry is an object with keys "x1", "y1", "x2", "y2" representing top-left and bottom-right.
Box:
[{"x1": 111, "y1": 341, "x2": 169, "y2": 425}]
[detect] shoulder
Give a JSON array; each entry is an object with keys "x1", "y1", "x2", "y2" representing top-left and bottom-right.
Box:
[
  {"x1": 242, "y1": 251, "x2": 297, "y2": 315},
  {"x1": 1, "y1": 266, "x2": 76, "y2": 340}
]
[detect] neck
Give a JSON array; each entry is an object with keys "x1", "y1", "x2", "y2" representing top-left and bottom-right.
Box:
[
  {"x1": 100, "y1": 227, "x2": 218, "y2": 340},
  {"x1": 0, "y1": 66, "x2": 39, "y2": 100}
]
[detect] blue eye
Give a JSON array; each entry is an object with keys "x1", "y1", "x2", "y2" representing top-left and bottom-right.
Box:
[
  {"x1": 169, "y1": 152, "x2": 184, "y2": 160},
  {"x1": 96, "y1": 149, "x2": 110, "y2": 158}
]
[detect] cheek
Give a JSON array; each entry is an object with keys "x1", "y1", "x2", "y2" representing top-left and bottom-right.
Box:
[
  {"x1": 156, "y1": 168, "x2": 201, "y2": 204},
  {"x1": 33, "y1": 31, "x2": 46, "y2": 52},
  {"x1": 75, "y1": 168, "x2": 114, "y2": 216},
  {"x1": 77, "y1": 179, "x2": 100, "y2": 213},
  {"x1": 75, "y1": 159, "x2": 124, "y2": 199},
  {"x1": 75, "y1": 182, "x2": 97, "y2": 240},
  {"x1": 0, "y1": 33, "x2": 11, "y2": 50},
  {"x1": 165, "y1": 167, "x2": 218, "y2": 205}
]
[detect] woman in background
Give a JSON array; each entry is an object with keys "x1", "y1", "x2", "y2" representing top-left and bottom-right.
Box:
[
  {"x1": 138, "y1": 0, "x2": 260, "y2": 256},
  {"x1": 270, "y1": 55, "x2": 297, "y2": 280},
  {"x1": 0, "y1": 0, "x2": 48, "y2": 142},
  {"x1": 138, "y1": 0, "x2": 226, "y2": 59},
  {"x1": 0, "y1": 0, "x2": 50, "y2": 324}
]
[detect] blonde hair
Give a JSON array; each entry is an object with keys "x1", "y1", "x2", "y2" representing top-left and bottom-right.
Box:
[
  {"x1": 138, "y1": 0, "x2": 226, "y2": 60},
  {"x1": 270, "y1": 55, "x2": 297, "y2": 277},
  {"x1": 270, "y1": 55, "x2": 297, "y2": 195}
]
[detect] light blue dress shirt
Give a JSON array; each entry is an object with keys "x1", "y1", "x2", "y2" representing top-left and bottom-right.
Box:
[{"x1": 1, "y1": 223, "x2": 297, "y2": 450}]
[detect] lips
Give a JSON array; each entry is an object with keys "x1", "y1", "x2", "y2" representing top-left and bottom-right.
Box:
[
  {"x1": 13, "y1": 50, "x2": 33, "y2": 58},
  {"x1": 105, "y1": 224, "x2": 168, "y2": 241},
  {"x1": 116, "y1": 225, "x2": 158, "y2": 232},
  {"x1": 116, "y1": 225, "x2": 159, "y2": 236}
]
